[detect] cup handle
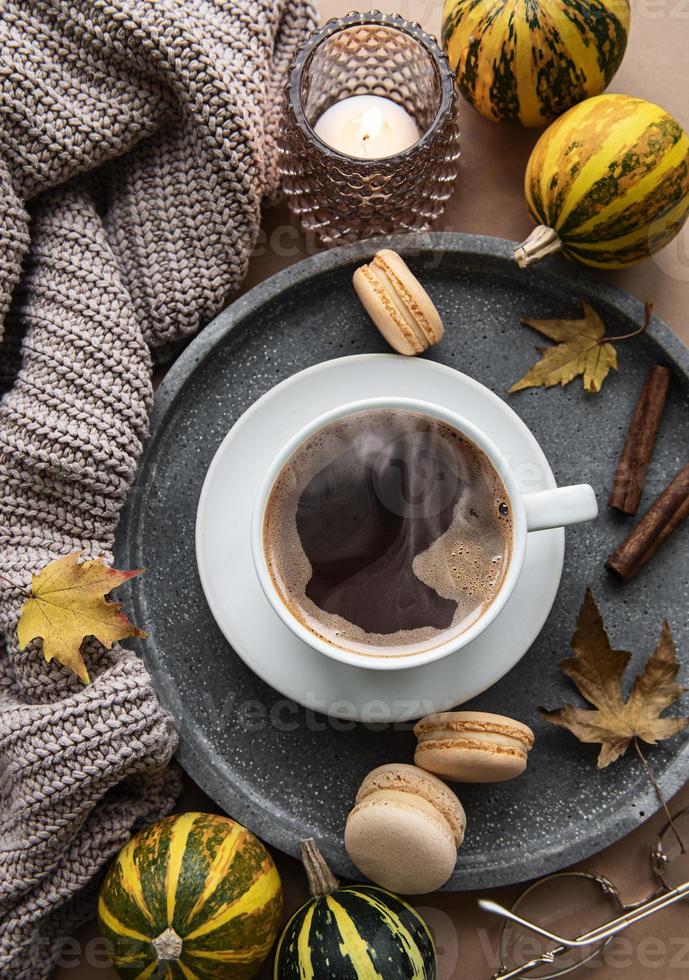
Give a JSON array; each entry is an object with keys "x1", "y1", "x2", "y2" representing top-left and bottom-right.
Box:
[{"x1": 522, "y1": 485, "x2": 598, "y2": 532}]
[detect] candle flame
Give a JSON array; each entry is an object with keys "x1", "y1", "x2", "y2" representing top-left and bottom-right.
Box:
[{"x1": 360, "y1": 106, "x2": 384, "y2": 142}]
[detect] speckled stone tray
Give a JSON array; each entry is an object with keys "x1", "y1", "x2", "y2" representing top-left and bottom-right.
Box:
[{"x1": 116, "y1": 233, "x2": 689, "y2": 890}]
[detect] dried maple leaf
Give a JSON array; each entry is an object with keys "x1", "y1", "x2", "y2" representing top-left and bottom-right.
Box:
[
  {"x1": 17, "y1": 552, "x2": 146, "y2": 684},
  {"x1": 511, "y1": 301, "x2": 617, "y2": 394},
  {"x1": 540, "y1": 588, "x2": 688, "y2": 768}
]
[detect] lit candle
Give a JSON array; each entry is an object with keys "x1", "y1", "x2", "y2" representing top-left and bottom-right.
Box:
[{"x1": 313, "y1": 95, "x2": 421, "y2": 159}]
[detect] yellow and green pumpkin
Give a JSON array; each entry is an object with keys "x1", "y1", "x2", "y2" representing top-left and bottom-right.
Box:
[
  {"x1": 515, "y1": 93, "x2": 689, "y2": 269},
  {"x1": 442, "y1": 0, "x2": 631, "y2": 127},
  {"x1": 98, "y1": 812, "x2": 283, "y2": 980},
  {"x1": 274, "y1": 840, "x2": 436, "y2": 979}
]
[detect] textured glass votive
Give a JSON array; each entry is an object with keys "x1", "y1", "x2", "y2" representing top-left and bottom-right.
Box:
[{"x1": 278, "y1": 11, "x2": 460, "y2": 245}]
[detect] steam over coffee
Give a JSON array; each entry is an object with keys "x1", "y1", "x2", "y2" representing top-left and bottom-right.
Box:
[{"x1": 263, "y1": 410, "x2": 513, "y2": 657}]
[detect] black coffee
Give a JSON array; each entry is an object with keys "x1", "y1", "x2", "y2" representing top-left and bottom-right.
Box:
[{"x1": 263, "y1": 409, "x2": 513, "y2": 657}]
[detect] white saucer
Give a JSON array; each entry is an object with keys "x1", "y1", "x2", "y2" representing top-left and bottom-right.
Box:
[{"x1": 196, "y1": 355, "x2": 564, "y2": 722}]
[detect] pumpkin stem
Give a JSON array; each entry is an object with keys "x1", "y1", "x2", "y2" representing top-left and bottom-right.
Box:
[
  {"x1": 300, "y1": 839, "x2": 340, "y2": 897},
  {"x1": 514, "y1": 225, "x2": 562, "y2": 268},
  {"x1": 152, "y1": 926, "x2": 183, "y2": 962}
]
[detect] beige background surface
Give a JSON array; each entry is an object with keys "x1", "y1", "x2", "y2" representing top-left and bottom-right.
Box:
[{"x1": 57, "y1": 2, "x2": 689, "y2": 978}]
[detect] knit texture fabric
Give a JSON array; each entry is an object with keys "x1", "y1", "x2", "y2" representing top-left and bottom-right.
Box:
[{"x1": 0, "y1": 2, "x2": 316, "y2": 977}]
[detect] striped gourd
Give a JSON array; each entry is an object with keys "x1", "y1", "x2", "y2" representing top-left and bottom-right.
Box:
[
  {"x1": 442, "y1": 0, "x2": 630, "y2": 127},
  {"x1": 98, "y1": 812, "x2": 283, "y2": 980},
  {"x1": 274, "y1": 840, "x2": 435, "y2": 979},
  {"x1": 515, "y1": 94, "x2": 689, "y2": 269}
]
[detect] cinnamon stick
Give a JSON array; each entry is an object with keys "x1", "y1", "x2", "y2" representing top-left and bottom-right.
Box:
[
  {"x1": 606, "y1": 460, "x2": 689, "y2": 581},
  {"x1": 609, "y1": 365, "x2": 671, "y2": 515}
]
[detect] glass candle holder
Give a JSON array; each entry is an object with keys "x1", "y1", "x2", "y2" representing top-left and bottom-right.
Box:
[{"x1": 278, "y1": 11, "x2": 460, "y2": 245}]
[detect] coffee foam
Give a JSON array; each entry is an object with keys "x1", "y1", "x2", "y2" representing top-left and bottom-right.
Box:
[{"x1": 263, "y1": 410, "x2": 513, "y2": 658}]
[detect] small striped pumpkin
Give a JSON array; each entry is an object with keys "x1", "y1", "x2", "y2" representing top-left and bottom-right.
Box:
[
  {"x1": 274, "y1": 840, "x2": 436, "y2": 979},
  {"x1": 442, "y1": 0, "x2": 630, "y2": 127},
  {"x1": 98, "y1": 812, "x2": 283, "y2": 980},
  {"x1": 515, "y1": 94, "x2": 689, "y2": 269}
]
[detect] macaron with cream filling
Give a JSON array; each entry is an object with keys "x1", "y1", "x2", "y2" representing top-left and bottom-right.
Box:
[
  {"x1": 414, "y1": 711, "x2": 535, "y2": 783},
  {"x1": 353, "y1": 249, "x2": 444, "y2": 355},
  {"x1": 344, "y1": 763, "x2": 466, "y2": 894}
]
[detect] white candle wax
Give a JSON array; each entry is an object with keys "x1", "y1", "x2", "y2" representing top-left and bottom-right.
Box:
[{"x1": 313, "y1": 95, "x2": 421, "y2": 160}]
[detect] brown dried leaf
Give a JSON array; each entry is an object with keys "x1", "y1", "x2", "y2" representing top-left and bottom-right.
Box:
[
  {"x1": 510, "y1": 301, "x2": 618, "y2": 394},
  {"x1": 540, "y1": 589, "x2": 688, "y2": 768}
]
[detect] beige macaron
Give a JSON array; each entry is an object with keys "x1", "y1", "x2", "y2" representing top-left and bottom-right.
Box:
[
  {"x1": 353, "y1": 249, "x2": 444, "y2": 356},
  {"x1": 344, "y1": 763, "x2": 466, "y2": 894},
  {"x1": 414, "y1": 711, "x2": 535, "y2": 783}
]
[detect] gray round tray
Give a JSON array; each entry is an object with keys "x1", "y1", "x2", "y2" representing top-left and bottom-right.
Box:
[{"x1": 117, "y1": 232, "x2": 689, "y2": 890}]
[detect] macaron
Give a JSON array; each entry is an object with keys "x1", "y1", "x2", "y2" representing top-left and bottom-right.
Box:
[
  {"x1": 414, "y1": 711, "x2": 535, "y2": 783},
  {"x1": 353, "y1": 249, "x2": 444, "y2": 356},
  {"x1": 344, "y1": 763, "x2": 466, "y2": 894}
]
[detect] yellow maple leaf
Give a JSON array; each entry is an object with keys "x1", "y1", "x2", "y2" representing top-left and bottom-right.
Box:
[
  {"x1": 510, "y1": 301, "x2": 618, "y2": 394},
  {"x1": 17, "y1": 552, "x2": 146, "y2": 684},
  {"x1": 540, "y1": 589, "x2": 688, "y2": 768}
]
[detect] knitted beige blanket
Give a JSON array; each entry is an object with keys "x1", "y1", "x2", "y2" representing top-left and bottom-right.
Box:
[{"x1": 0, "y1": 2, "x2": 315, "y2": 977}]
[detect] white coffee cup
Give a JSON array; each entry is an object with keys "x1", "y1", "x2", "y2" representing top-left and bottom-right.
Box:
[{"x1": 251, "y1": 397, "x2": 597, "y2": 670}]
